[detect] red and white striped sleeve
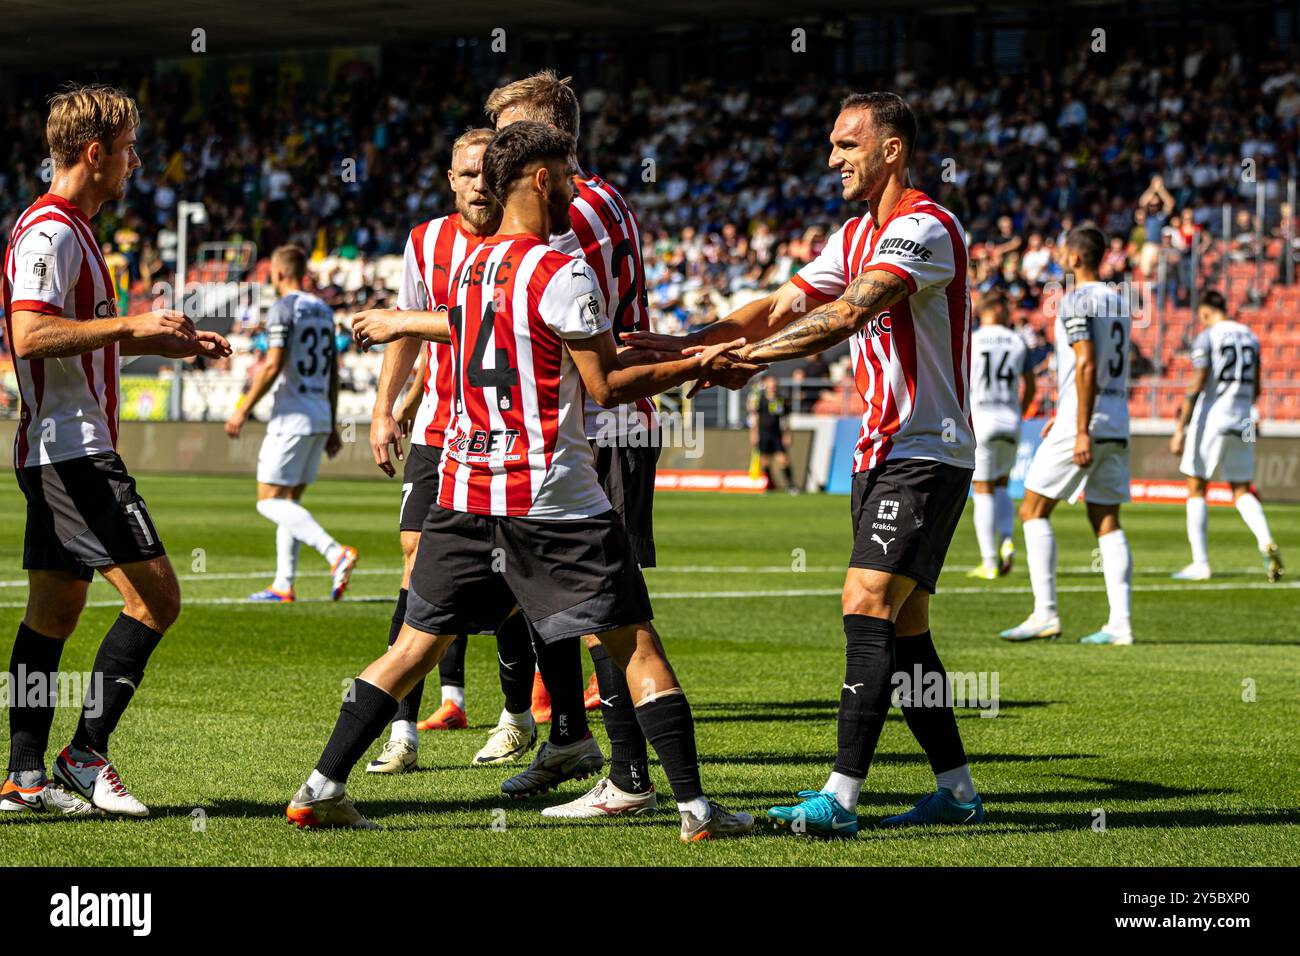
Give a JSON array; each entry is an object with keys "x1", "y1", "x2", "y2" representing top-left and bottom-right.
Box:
[
  {"x1": 863, "y1": 212, "x2": 956, "y2": 296},
  {"x1": 9, "y1": 217, "x2": 83, "y2": 316},
  {"x1": 396, "y1": 227, "x2": 428, "y2": 312},
  {"x1": 539, "y1": 257, "x2": 610, "y2": 340}
]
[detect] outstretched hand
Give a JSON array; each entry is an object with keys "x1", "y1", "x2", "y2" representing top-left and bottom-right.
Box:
[{"x1": 683, "y1": 338, "x2": 767, "y2": 391}]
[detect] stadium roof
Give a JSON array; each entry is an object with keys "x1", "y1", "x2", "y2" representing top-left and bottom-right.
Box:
[{"x1": 0, "y1": 0, "x2": 892, "y2": 65}]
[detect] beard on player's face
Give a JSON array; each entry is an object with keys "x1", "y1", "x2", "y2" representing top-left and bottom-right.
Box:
[
  {"x1": 844, "y1": 147, "x2": 886, "y2": 202},
  {"x1": 458, "y1": 188, "x2": 498, "y2": 230},
  {"x1": 545, "y1": 175, "x2": 572, "y2": 234}
]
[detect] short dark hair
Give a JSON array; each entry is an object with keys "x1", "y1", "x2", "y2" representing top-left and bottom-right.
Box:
[
  {"x1": 271, "y1": 243, "x2": 307, "y2": 281},
  {"x1": 840, "y1": 91, "x2": 916, "y2": 159},
  {"x1": 978, "y1": 289, "x2": 1009, "y2": 315},
  {"x1": 1200, "y1": 289, "x2": 1228, "y2": 314},
  {"x1": 1065, "y1": 224, "x2": 1106, "y2": 271},
  {"x1": 482, "y1": 121, "x2": 576, "y2": 203}
]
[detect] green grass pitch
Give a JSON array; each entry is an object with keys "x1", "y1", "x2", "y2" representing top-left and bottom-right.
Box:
[{"x1": 1, "y1": 473, "x2": 1297, "y2": 866}]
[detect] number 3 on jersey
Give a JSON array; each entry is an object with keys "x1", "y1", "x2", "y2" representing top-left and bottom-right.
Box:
[{"x1": 450, "y1": 302, "x2": 518, "y2": 413}]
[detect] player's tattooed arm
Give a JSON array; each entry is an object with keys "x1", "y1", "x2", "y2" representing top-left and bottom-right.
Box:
[
  {"x1": 622, "y1": 280, "x2": 808, "y2": 354},
  {"x1": 568, "y1": 331, "x2": 766, "y2": 407},
  {"x1": 737, "y1": 269, "x2": 908, "y2": 363}
]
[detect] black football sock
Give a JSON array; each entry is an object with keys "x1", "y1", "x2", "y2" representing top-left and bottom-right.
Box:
[
  {"x1": 832, "y1": 614, "x2": 895, "y2": 779},
  {"x1": 893, "y1": 630, "x2": 967, "y2": 774},
  {"x1": 388, "y1": 589, "x2": 424, "y2": 723},
  {"x1": 783, "y1": 463, "x2": 795, "y2": 488},
  {"x1": 71, "y1": 614, "x2": 163, "y2": 756},
  {"x1": 632, "y1": 690, "x2": 704, "y2": 803},
  {"x1": 7, "y1": 623, "x2": 67, "y2": 772},
  {"x1": 438, "y1": 634, "x2": 468, "y2": 695},
  {"x1": 763, "y1": 466, "x2": 776, "y2": 488},
  {"x1": 590, "y1": 643, "x2": 650, "y2": 793},
  {"x1": 316, "y1": 678, "x2": 398, "y2": 783},
  {"x1": 533, "y1": 632, "x2": 587, "y2": 745},
  {"x1": 495, "y1": 613, "x2": 535, "y2": 714}
]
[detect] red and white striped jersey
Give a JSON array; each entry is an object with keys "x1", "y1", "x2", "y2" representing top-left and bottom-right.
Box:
[
  {"x1": 438, "y1": 234, "x2": 612, "y2": 519},
  {"x1": 2, "y1": 194, "x2": 119, "y2": 468},
  {"x1": 549, "y1": 173, "x2": 657, "y2": 439},
  {"x1": 397, "y1": 213, "x2": 486, "y2": 448},
  {"x1": 792, "y1": 188, "x2": 974, "y2": 472}
]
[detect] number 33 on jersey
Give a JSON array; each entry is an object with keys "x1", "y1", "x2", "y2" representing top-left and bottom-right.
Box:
[{"x1": 438, "y1": 234, "x2": 612, "y2": 520}]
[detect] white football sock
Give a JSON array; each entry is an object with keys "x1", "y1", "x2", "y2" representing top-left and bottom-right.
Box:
[
  {"x1": 973, "y1": 492, "x2": 998, "y2": 567},
  {"x1": 824, "y1": 770, "x2": 864, "y2": 813},
  {"x1": 1022, "y1": 518, "x2": 1058, "y2": 618},
  {"x1": 256, "y1": 497, "x2": 341, "y2": 562},
  {"x1": 500, "y1": 707, "x2": 533, "y2": 730},
  {"x1": 1185, "y1": 496, "x2": 1209, "y2": 566},
  {"x1": 272, "y1": 523, "x2": 299, "y2": 593},
  {"x1": 1098, "y1": 529, "x2": 1132, "y2": 635},
  {"x1": 1234, "y1": 493, "x2": 1274, "y2": 551},
  {"x1": 994, "y1": 486, "x2": 1016, "y2": 542},
  {"x1": 389, "y1": 720, "x2": 418, "y2": 748},
  {"x1": 305, "y1": 769, "x2": 344, "y2": 801},
  {"x1": 935, "y1": 764, "x2": 977, "y2": 803},
  {"x1": 678, "y1": 796, "x2": 711, "y2": 818},
  {"x1": 442, "y1": 685, "x2": 465, "y2": 709}
]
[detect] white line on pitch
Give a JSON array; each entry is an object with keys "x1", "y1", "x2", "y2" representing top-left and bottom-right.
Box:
[
  {"x1": 0, "y1": 579, "x2": 1293, "y2": 610},
  {"x1": 0, "y1": 564, "x2": 1268, "y2": 588}
]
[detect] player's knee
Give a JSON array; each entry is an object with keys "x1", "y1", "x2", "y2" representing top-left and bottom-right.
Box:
[
  {"x1": 133, "y1": 575, "x2": 182, "y2": 631},
  {"x1": 842, "y1": 581, "x2": 889, "y2": 618},
  {"x1": 26, "y1": 604, "x2": 83, "y2": 639}
]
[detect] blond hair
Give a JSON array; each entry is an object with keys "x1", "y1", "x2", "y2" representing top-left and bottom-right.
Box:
[
  {"x1": 452, "y1": 127, "x2": 495, "y2": 161},
  {"x1": 46, "y1": 84, "x2": 140, "y2": 170},
  {"x1": 484, "y1": 70, "x2": 580, "y2": 140}
]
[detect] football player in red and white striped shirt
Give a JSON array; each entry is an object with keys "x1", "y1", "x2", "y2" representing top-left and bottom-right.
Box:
[
  {"x1": 289, "y1": 122, "x2": 760, "y2": 840},
  {"x1": 2, "y1": 85, "x2": 230, "y2": 820},
  {"x1": 484, "y1": 71, "x2": 667, "y2": 815},
  {"x1": 629, "y1": 92, "x2": 984, "y2": 835},
  {"x1": 350, "y1": 129, "x2": 541, "y2": 773}
]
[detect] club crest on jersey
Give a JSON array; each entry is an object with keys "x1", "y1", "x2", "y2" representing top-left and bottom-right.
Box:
[
  {"x1": 578, "y1": 291, "x2": 603, "y2": 333},
  {"x1": 19, "y1": 252, "x2": 54, "y2": 293}
]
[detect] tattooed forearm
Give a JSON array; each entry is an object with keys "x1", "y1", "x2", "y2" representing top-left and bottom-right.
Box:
[{"x1": 742, "y1": 270, "x2": 908, "y2": 362}]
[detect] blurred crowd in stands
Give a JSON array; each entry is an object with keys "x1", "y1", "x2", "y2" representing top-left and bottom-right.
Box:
[{"x1": 3, "y1": 36, "x2": 1300, "y2": 416}]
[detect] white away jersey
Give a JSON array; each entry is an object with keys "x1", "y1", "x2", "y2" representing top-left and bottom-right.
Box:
[
  {"x1": 1190, "y1": 320, "x2": 1257, "y2": 433},
  {"x1": 438, "y1": 234, "x2": 612, "y2": 519},
  {"x1": 398, "y1": 213, "x2": 485, "y2": 447},
  {"x1": 549, "y1": 172, "x2": 657, "y2": 440},
  {"x1": 970, "y1": 324, "x2": 1030, "y2": 439},
  {"x1": 792, "y1": 188, "x2": 974, "y2": 471},
  {"x1": 2, "y1": 194, "x2": 120, "y2": 467},
  {"x1": 1053, "y1": 281, "x2": 1130, "y2": 440},
  {"x1": 265, "y1": 291, "x2": 335, "y2": 435}
]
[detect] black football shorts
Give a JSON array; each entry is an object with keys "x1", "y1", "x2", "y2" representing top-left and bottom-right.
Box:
[
  {"x1": 405, "y1": 504, "x2": 654, "y2": 643},
  {"x1": 591, "y1": 439, "x2": 659, "y2": 568},
  {"x1": 16, "y1": 452, "x2": 166, "y2": 582},
  {"x1": 848, "y1": 457, "x2": 973, "y2": 593},
  {"x1": 399, "y1": 443, "x2": 442, "y2": 532}
]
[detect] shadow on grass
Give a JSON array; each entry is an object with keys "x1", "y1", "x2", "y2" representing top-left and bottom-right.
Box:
[
  {"x1": 691, "y1": 699, "x2": 1058, "y2": 724},
  {"x1": 698, "y1": 751, "x2": 1096, "y2": 768}
]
